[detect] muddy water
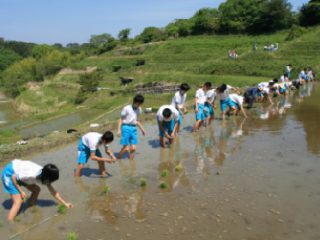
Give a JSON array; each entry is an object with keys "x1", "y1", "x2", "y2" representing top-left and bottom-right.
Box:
[{"x1": 1, "y1": 83, "x2": 320, "y2": 240}]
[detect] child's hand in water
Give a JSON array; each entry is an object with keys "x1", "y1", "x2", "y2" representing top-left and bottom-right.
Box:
[
  {"x1": 65, "y1": 203, "x2": 73, "y2": 208},
  {"x1": 20, "y1": 191, "x2": 27, "y2": 200}
]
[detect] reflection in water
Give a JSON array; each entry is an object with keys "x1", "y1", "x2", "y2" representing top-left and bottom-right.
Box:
[{"x1": 294, "y1": 83, "x2": 320, "y2": 155}]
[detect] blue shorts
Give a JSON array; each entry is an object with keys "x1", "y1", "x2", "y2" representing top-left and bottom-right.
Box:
[
  {"x1": 279, "y1": 87, "x2": 286, "y2": 94},
  {"x1": 204, "y1": 103, "x2": 214, "y2": 118},
  {"x1": 158, "y1": 118, "x2": 175, "y2": 138},
  {"x1": 120, "y1": 124, "x2": 138, "y2": 146},
  {"x1": 195, "y1": 103, "x2": 205, "y2": 121},
  {"x1": 77, "y1": 139, "x2": 102, "y2": 165},
  {"x1": 2, "y1": 162, "x2": 20, "y2": 195},
  {"x1": 230, "y1": 100, "x2": 240, "y2": 110},
  {"x1": 220, "y1": 98, "x2": 236, "y2": 112}
]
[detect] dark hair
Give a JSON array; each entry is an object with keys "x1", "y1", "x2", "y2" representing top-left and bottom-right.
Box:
[
  {"x1": 41, "y1": 164, "x2": 59, "y2": 184},
  {"x1": 288, "y1": 64, "x2": 292, "y2": 66},
  {"x1": 101, "y1": 131, "x2": 114, "y2": 143},
  {"x1": 180, "y1": 83, "x2": 190, "y2": 91},
  {"x1": 273, "y1": 78, "x2": 278, "y2": 83},
  {"x1": 284, "y1": 73, "x2": 288, "y2": 77},
  {"x1": 217, "y1": 83, "x2": 227, "y2": 93},
  {"x1": 204, "y1": 82, "x2": 212, "y2": 88},
  {"x1": 133, "y1": 94, "x2": 144, "y2": 104},
  {"x1": 163, "y1": 108, "x2": 172, "y2": 118}
]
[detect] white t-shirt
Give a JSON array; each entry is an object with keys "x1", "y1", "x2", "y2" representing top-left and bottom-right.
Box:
[
  {"x1": 121, "y1": 105, "x2": 142, "y2": 125},
  {"x1": 258, "y1": 82, "x2": 269, "y2": 88},
  {"x1": 195, "y1": 88, "x2": 207, "y2": 105},
  {"x1": 206, "y1": 89, "x2": 216, "y2": 104},
  {"x1": 157, "y1": 105, "x2": 179, "y2": 122},
  {"x1": 12, "y1": 159, "x2": 42, "y2": 185},
  {"x1": 229, "y1": 94, "x2": 244, "y2": 106},
  {"x1": 82, "y1": 132, "x2": 102, "y2": 151},
  {"x1": 218, "y1": 85, "x2": 232, "y2": 101},
  {"x1": 171, "y1": 91, "x2": 187, "y2": 109}
]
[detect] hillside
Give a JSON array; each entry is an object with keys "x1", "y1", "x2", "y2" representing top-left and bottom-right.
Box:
[{"x1": 0, "y1": 26, "x2": 319, "y2": 143}]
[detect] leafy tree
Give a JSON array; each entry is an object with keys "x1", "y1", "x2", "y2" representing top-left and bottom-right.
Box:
[
  {"x1": 3, "y1": 41, "x2": 35, "y2": 57},
  {"x1": 138, "y1": 27, "x2": 167, "y2": 43},
  {"x1": 191, "y1": 8, "x2": 220, "y2": 35},
  {"x1": 75, "y1": 71, "x2": 101, "y2": 104},
  {"x1": 36, "y1": 50, "x2": 71, "y2": 77},
  {"x1": 253, "y1": 0, "x2": 294, "y2": 33},
  {"x1": 90, "y1": 33, "x2": 114, "y2": 47},
  {"x1": 1, "y1": 58, "x2": 37, "y2": 97},
  {"x1": 89, "y1": 33, "x2": 117, "y2": 54},
  {"x1": 299, "y1": 0, "x2": 320, "y2": 26},
  {"x1": 0, "y1": 48, "x2": 21, "y2": 72},
  {"x1": 118, "y1": 28, "x2": 131, "y2": 41},
  {"x1": 32, "y1": 44, "x2": 55, "y2": 59}
]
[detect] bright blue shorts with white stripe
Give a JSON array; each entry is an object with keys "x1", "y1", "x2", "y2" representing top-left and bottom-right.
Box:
[
  {"x1": 121, "y1": 124, "x2": 138, "y2": 146},
  {"x1": 158, "y1": 118, "x2": 175, "y2": 137},
  {"x1": 194, "y1": 103, "x2": 205, "y2": 121},
  {"x1": 220, "y1": 98, "x2": 237, "y2": 112},
  {"x1": 77, "y1": 139, "x2": 102, "y2": 165},
  {"x1": 2, "y1": 162, "x2": 20, "y2": 195},
  {"x1": 204, "y1": 102, "x2": 214, "y2": 118}
]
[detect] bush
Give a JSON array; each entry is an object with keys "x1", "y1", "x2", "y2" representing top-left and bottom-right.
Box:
[{"x1": 285, "y1": 25, "x2": 308, "y2": 41}]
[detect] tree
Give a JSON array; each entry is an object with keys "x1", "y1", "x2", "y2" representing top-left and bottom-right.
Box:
[
  {"x1": 138, "y1": 27, "x2": 167, "y2": 43},
  {"x1": 299, "y1": 0, "x2": 320, "y2": 26},
  {"x1": 89, "y1": 33, "x2": 118, "y2": 54},
  {"x1": 118, "y1": 28, "x2": 131, "y2": 41},
  {"x1": 0, "y1": 48, "x2": 21, "y2": 72},
  {"x1": 3, "y1": 41, "x2": 35, "y2": 57},
  {"x1": 1, "y1": 58, "x2": 37, "y2": 97},
  {"x1": 31, "y1": 44, "x2": 55, "y2": 59},
  {"x1": 252, "y1": 0, "x2": 294, "y2": 33},
  {"x1": 191, "y1": 8, "x2": 220, "y2": 35},
  {"x1": 90, "y1": 33, "x2": 114, "y2": 47},
  {"x1": 36, "y1": 50, "x2": 71, "y2": 77},
  {"x1": 218, "y1": 0, "x2": 261, "y2": 33}
]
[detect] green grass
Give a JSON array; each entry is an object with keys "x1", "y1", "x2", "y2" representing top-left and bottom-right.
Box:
[
  {"x1": 159, "y1": 182, "x2": 168, "y2": 189},
  {"x1": 57, "y1": 204, "x2": 67, "y2": 214},
  {"x1": 66, "y1": 232, "x2": 78, "y2": 240},
  {"x1": 161, "y1": 169, "x2": 169, "y2": 178},
  {"x1": 102, "y1": 185, "x2": 110, "y2": 195},
  {"x1": 140, "y1": 178, "x2": 147, "y2": 187}
]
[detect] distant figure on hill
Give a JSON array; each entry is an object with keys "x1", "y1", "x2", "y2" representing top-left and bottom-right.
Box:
[
  {"x1": 228, "y1": 50, "x2": 238, "y2": 59},
  {"x1": 285, "y1": 64, "x2": 293, "y2": 78},
  {"x1": 264, "y1": 43, "x2": 278, "y2": 52}
]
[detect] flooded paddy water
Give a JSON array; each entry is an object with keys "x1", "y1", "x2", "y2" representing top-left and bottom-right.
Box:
[{"x1": 0, "y1": 83, "x2": 320, "y2": 240}]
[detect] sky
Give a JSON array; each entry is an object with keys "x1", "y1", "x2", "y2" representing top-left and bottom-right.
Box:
[{"x1": 0, "y1": 0, "x2": 308, "y2": 45}]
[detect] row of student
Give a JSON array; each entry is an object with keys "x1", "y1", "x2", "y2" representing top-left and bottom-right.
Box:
[{"x1": 1, "y1": 71, "x2": 314, "y2": 221}]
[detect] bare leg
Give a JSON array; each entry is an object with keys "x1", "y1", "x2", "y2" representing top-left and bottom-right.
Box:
[
  {"x1": 129, "y1": 145, "x2": 136, "y2": 160},
  {"x1": 118, "y1": 146, "x2": 129, "y2": 159},
  {"x1": 97, "y1": 161, "x2": 106, "y2": 176},
  {"x1": 160, "y1": 137, "x2": 166, "y2": 148},
  {"x1": 193, "y1": 120, "x2": 203, "y2": 132},
  {"x1": 74, "y1": 164, "x2": 84, "y2": 177},
  {"x1": 222, "y1": 112, "x2": 226, "y2": 121},
  {"x1": 24, "y1": 184, "x2": 41, "y2": 207},
  {"x1": 8, "y1": 194, "x2": 23, "y2": 221}
]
